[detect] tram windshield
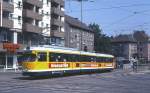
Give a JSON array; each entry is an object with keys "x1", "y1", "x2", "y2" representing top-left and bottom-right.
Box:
[{"x1": 18, "y1": 54, "x2": 36, "y2": 63}]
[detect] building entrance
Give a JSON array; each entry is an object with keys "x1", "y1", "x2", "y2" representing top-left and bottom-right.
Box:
[
  {"x1": 6, "y1": 54, "x2": 13, "y2": 69},
  {"x1": 0, "y1": 52, "x2": 6, "y2": 69}
]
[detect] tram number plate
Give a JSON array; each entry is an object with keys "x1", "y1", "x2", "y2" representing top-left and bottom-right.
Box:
[{"x1": 49, "y1": 63, "x2": 69, "y2": 68}]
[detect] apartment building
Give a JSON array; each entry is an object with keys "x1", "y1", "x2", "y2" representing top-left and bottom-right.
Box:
[
  {"x1": 65, "y1": 15, "x2": 94, "y2": 52},
  {"x1": 112, "y1": 34, "x2": 137, "y2": 61},
  {"x1": 0, "y1": 0, "x2": 55, "y2": 69},
  {"x1": 50, "y1": 0, "x2": 65, "y2": 46},
  {"x1": 112, "y1": 31, "x2": 150, "y2": 63},
  {"x1": 0, "y1": 0, "x2": 23, "y2": 69},
  {"x1": 133, "y1": 31, "x2": 150, "y2": 62}
]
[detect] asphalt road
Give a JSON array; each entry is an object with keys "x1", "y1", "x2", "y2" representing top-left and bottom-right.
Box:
[{"x1": 0, "y1": 70, "x2": 150, "y2": 93}]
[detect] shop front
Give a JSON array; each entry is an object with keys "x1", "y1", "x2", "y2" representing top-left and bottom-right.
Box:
[{"x1": 0, "y1": 42, "x2": 20, "y2": 70}]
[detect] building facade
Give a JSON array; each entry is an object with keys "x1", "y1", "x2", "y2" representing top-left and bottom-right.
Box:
[
  {"x1": 112, "y1": 31, "x2": 150, "y2": 63},
  {"x1": 50, "y1": 0, "x2": 65, "y2": 46},
  {"x1": 65, "y1": 15, "x2": 94, "y2": 52},
  {"x1": 133, "y1": 31, "x2": 150, "y2": 62},
  {"x1": 0, "y1": 0, "x2": 65, "y2": 69},
  {"x1": 0, "y1": 0, "x2": 23, "y2": 69},
  {"x1": 112, "y1": 35, "x2": 137, "y2": 61}
]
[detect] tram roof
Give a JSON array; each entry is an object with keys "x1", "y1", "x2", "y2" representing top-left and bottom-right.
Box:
[
  {"x1": 80, "y1": 51, "x2": 114, "y2": 58},
  {"x1": 25, "y1": 45, "x2": 114, "y2": 58},
  {"x1": 26, "y1": 45, "x2": 80, "y2": 54}
]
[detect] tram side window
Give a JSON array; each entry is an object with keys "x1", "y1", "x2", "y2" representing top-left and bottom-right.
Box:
[
  {"x1": 96, "y1": 57, "x2": 101, "y2": 62},
  {"x1": 105, "y1": 58, "x2": 110, "y2": 62},
  {"x1": 80, "y1": 55, "x2": 93, "y2": 62},
  {"x1": 63, "y1": 54, "x2": 69, "y2": 62},
  {"x1": 57, "y1": 53, "x2": 63, "y2": 62},
  {"x1": 81, "y1": 55, "x2": 86, "y2": 62},
  {"x1": 96, "y1": 57, "x2": 105, "y2": 62},
  {"x1": 49, "y1": 53, "x2": 81, "y2": 62},
  {"x1": 103, "y1": 58, "x2": 113, "y2": 62},
  {"x1": 37, "y1": 52, "x2": 47, "y2": 62},
  {"x1": 91, "y1": 56, "x2": 96, "y2": 62},
  {"x1": 109, "y1": 58, "x2": 113, "y2": 62},
  {"x1": 49, "y1": 53, "x2": 65, "y2": 62},
  {"x1": 96, "y1": 57, "x2": 113, "y2": 62},
  {"x1": 71, "y1": 54, "x2": 79, "y2": 62},
  {"x1": 49, "y1": 52, "x2": 57, "y2": 62}
]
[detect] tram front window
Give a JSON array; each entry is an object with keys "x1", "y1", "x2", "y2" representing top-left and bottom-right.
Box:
[{"x1": 18, "y1": 54, "x2": 36, "y2": 63}]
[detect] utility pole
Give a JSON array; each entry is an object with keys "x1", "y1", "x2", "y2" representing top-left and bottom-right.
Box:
[
  {"x1": 80, "y1": 0, "x2": 83, "y2": 22},
  {"x1": 68, "y1": 0, "x2": 93, "y2": 22},
  {"x1": 77, "y1": 0, "x2": 88, "y2": 22}
]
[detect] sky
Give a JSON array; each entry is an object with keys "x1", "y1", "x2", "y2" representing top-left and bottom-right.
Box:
[{"x1": 65, "y1": 0, "x2": 150, "y2": 36}]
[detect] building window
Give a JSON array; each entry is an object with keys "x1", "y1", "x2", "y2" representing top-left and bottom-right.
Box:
[
  {"x1": 41, "y1": 22, "x2": 44, "y2": 27},
  {"x1": 60, "y1": 27, "x2": 64, "y2": 32},
  {"x1": 17, "y1": 33, "x2": 23, "y2": 44},
  {"x1": 35, "y1": 7, "x2": 39, "y2": 13},
  {"x1": 41, "y1": 10, "x2": 44, "y2": 15},
  {"x1": 18, "y1": 16, "x2": 21, "y2": 24},
  {"x1": 46, "y1": 12, "x2": 49, "y2": 16},
  {"x1": 35, "y1": 20, "x2": 39, "y2": 26},
  {"x1": 140, "y1": 48, "x2": 142, "y2": 52},
  {"x1": 17, "y1": 1, "x2": 22, "y2": 8},
  {"x1": 70, "y1": 38, "x2": 73, "y2": 43},
  {"x1": 47, "y1": 0, "x2": 49, "y2": 5},
  {"x1": 3, "y1": 11, "x2": 9, "y2": 18},
  {"x1": 46, "y1": 24, "x2": 49, "y2": 27},
  {"x1": 46, "y1": 24, "x2": 49, "y2": 31}
]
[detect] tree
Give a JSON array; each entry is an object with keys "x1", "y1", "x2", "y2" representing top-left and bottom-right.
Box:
[{"x1": 89, "y1": 23, "x2": 112, "y2": 53}]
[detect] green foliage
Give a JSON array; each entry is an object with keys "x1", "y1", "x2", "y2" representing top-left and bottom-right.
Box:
[{"x1": 89, "y1": 23, "x2": 112, "y2": 53}]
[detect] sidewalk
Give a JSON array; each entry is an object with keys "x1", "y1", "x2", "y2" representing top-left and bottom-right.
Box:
[
  {"x1": 0, "y1": 68, "x2": 22, "y2": 73},
  {"x1": 121, "y1": 67, "x2": 150, "y2": 75}
]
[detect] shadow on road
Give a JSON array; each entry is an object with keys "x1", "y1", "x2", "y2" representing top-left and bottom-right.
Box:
[{"x1": 13, "y1": 70, "x2": 112, "y2": 80}]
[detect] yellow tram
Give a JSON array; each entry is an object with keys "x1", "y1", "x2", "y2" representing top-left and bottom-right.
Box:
[{"x1": 18, "y1": 45, "x2": 115, "y2": 76}]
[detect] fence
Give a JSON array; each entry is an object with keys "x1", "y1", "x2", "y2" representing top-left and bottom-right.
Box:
[{"x1": 120, "y1": 62, "x2": 150, "y2": 73}]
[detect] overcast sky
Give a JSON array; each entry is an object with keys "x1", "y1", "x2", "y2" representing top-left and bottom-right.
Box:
[{"x1": 65, "y1": 0, "x2": 150, "y2": 36}]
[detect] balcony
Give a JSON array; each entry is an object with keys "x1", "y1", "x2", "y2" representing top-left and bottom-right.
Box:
[
  {"x1": 23, "y1": 0, "x2": 43, "y2": 8},
  {"x1": 51, "y1": 7, "x2": 64, "y2": 16},
  {"x1": 2, "y1": 1, "x2": 14, "y2": 12},
  {"x1": 23, "y1": 9, "x2": 42, "y2": 21},
  {"x1": 23, "y1": 23, "x2": 42, "y2": 34},
  {"x1": 51, "y1": 0, "x2": 64, "y2": 6},
  {"x1": 51, "y1": 19, "x2": 64, "y2": 27},
  {"x1": 51, "y1": 31, "x2": 64, "y2": 38},
  {"x1": 2, "y1": 18, "x2": 13, "y2": 28}
]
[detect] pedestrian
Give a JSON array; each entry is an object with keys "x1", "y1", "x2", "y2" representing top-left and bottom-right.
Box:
[{"x1": 132, "y1": 61, "x2": 137, "y2": 72}]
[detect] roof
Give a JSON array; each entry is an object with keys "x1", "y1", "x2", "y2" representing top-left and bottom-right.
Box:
[
  {"x1": 65, "y1": 15, "x2": 93, "y2": 33},
  {"x1": 133, "y1": 31, "x2": 149, "y2": 42},
  {"x1": 112, "y1": 34, "x2": 137, "y2": 43}
]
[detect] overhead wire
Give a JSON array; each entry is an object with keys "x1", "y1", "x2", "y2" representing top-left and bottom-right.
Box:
[
  {"x1": 65, "y1": 1, "x2": 150, "y2": 34},
  {"x1": 66, "y1": 3, "x2": 150, "y2": 13}
]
